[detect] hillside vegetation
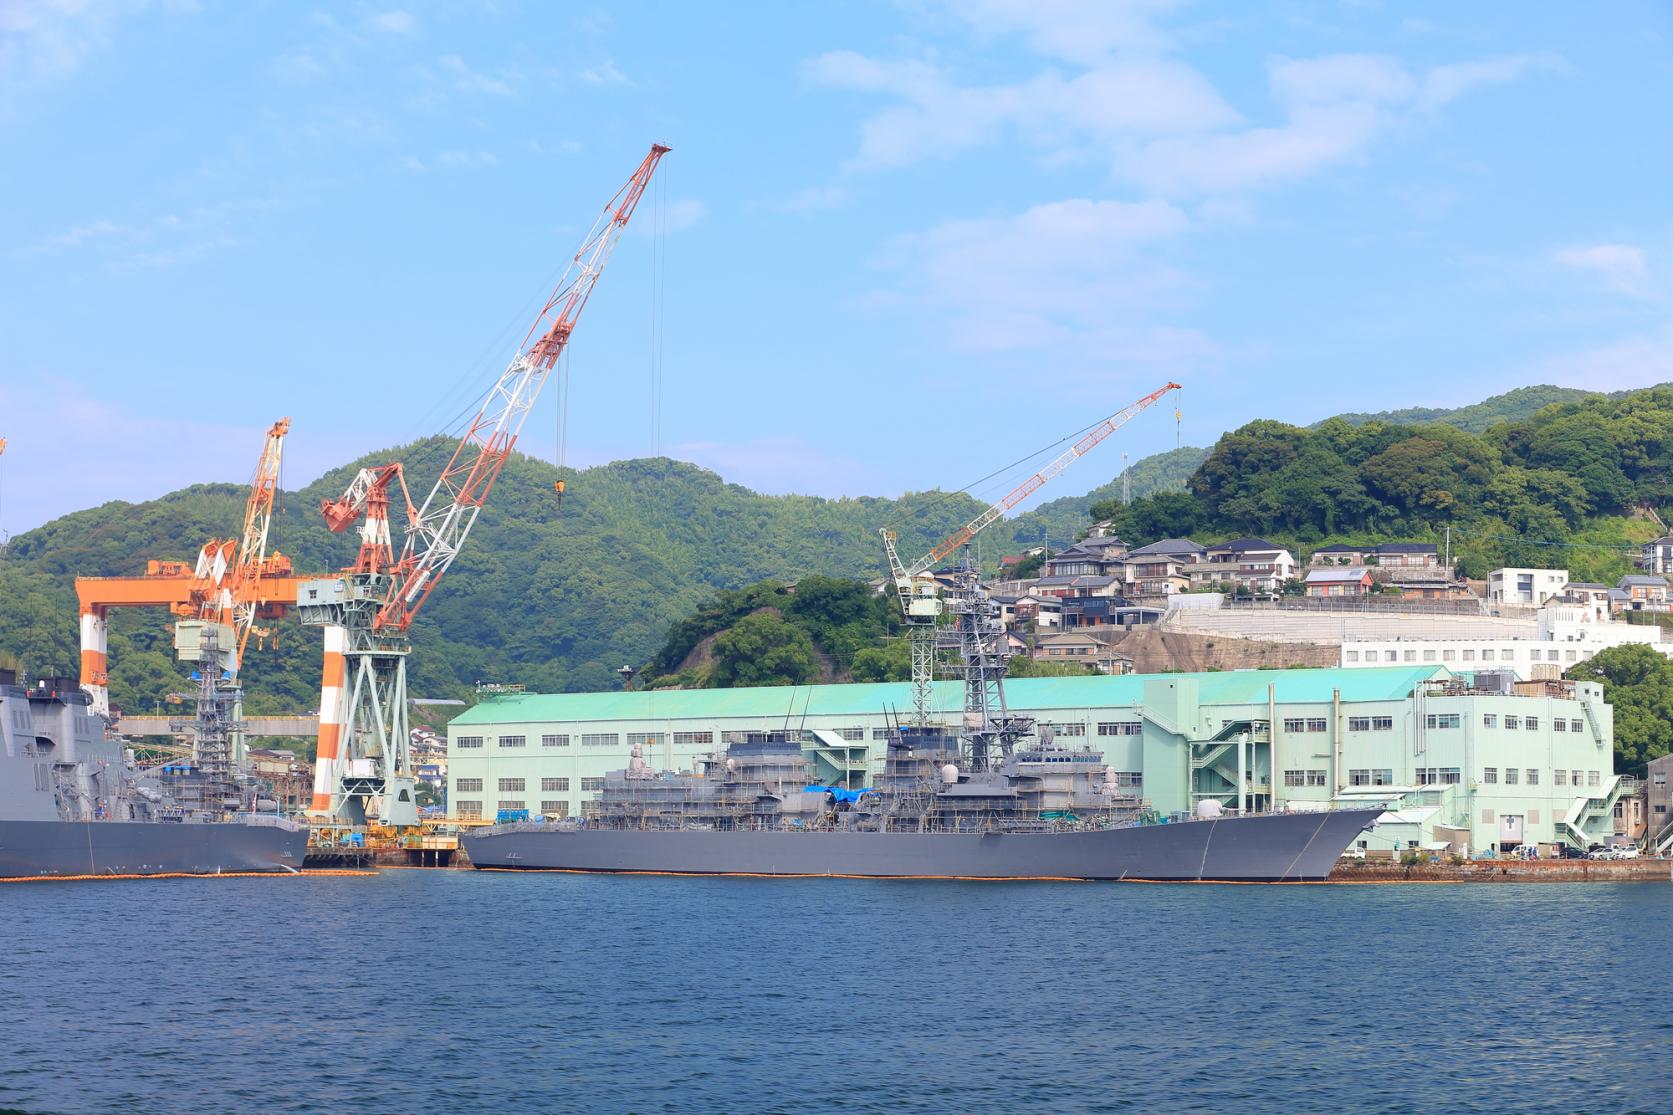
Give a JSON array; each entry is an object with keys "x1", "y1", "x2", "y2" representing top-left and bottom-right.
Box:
[{"x1": 1, "y1": 382, "x2": 1666, "y2": 717}]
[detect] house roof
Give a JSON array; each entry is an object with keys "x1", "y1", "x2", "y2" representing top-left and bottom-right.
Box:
[
  {"x1": 1608, "y1": 588, "x2": 1632, "y2": 601},
  {"x1": 1375, "y1": 542, "x2": 1438, "y2": 555},
  {"x1": 1312, "y1": 543, "x2": 1363, "y2": 553},
  {"x1": 1031, "y1": 575, "x2": 1081, "y2": 586},
  {"x1": 453, "y1": 666, "x2": 1451, "y2": 727},
  {"x1": 1212, "y1": 537, "x2": 1284, "y2": 553},
  {"x1": 1127, "y1": 538, "x2": 1206, "y2": 557},
  {"x1": 1563, "y1": 582, "x2": 1609, "y2": 591},
  {"x1": 1069, "y1": 575, "x2": 1117, "y2": 587},
  {"x1": 1305, "y1": 567, "x2": 1372, "y2": 583},
  {"x1": 1619, "y1": 575, "x2": 1669, "y2": 587}
]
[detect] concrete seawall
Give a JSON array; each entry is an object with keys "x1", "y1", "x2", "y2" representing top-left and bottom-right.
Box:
[{"x1": 1329, "y1": 858, "x2": 1671, "y2": 883}]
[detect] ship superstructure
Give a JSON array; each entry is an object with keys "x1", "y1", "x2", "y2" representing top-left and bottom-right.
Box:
[{"x1": 0, "y1": 669, "x2": 305, "y2": 878}]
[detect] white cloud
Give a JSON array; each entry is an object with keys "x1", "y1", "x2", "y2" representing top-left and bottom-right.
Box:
[
  {"x1": 1417, "y1": 52, "x2": 1568, "y2": 110},
  {"x1": 804, "y1": 50, "x2": 1238, "y2": 170},
  {"x1": 945, "y1": 0, "x2": 1185, "y2": 65},
  {"x1": 771, "y1": 185, "x2": 850, "y2": 214},
  {"x1": 0, "y1": 0, "x2": 127, "y2": 82},
  {"x1": 368, "y1": 10, "x2": 413, "y2": 34},
  {"x1": 1527, "y1": 323, "x2": 1673, "y2": 390},
  {"x1": 881, "y1": 197, "x2": 1212, "y2": 364},
  {"x1": 576, "y1": 57, "x2": 630, "y2": 86},
  {"x1": 666, "y1": 436, "x2": 875, "y2": 497},
  {"x1": 1555, "y1": 243, "x2": 1652, "y2": 298},
  {"x1": 436, "y1": 53, "x2": 518, "y2": 96}
]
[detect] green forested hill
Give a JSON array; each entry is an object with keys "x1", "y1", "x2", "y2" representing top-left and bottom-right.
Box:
[
  {"x1": 1322, "y1": 385, "x2": 1601, "y2": 433},
  {"x1": 0, "y1": 439, "x2": 1000, "y2": 712},
  {"x1": 3, "y1": 382, "x2": 1668, "y2": 715}
]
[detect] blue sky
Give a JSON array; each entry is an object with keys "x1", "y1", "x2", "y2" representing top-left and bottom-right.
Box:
[{"x1": 2, "y1": 1, "x2": 1671, "y2": 535}]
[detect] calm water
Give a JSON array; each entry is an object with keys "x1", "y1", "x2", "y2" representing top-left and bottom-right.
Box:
[{"x1": 3, "y1": 872, "x2": 1669, "y2": 1114}]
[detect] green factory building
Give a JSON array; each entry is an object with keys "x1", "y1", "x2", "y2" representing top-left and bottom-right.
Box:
[{"x1": 446, "y1": 666, "x2": 1625, "y2": 854}]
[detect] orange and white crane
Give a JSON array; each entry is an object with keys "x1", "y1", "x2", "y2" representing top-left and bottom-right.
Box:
[
  {"x1": 299, "y1": 143, "x2": 670, "y2": 825},
  {"x1": 881, "y1": 382, "x2": 1181, "y2": 726}
]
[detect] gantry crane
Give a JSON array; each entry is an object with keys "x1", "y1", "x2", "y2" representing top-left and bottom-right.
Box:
[
  {"x1": 74, "y1": 419, "x2": 300, "y2": 718},
  {"x1": 298, "y1": 143, "x2": 670, "y2": 826},
  {"x1": 881, "y1": 382, "x2": 1181, "y2": 728}
]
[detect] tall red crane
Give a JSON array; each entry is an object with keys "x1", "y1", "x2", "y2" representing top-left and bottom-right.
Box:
[{"x1": 299, "y1": 144, "x2": 670, "y2": 825}]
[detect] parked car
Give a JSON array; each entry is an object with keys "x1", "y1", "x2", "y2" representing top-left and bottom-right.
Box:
[
  {"x1": 1612, "y1": 844, "x2": 1641, "y2": 860},
  {"x1": 1587, "y1": 847, "x2": 1616, "y2": 860},
  {"x1": 1554, "y1": 844, "x2": 1589, "y2": 860}
]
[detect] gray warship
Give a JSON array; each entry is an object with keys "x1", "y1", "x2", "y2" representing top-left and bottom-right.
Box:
[
  {"x1": 0, "y1": 669, "x2": 306, "y2": 878},
  {"x1": 465, "y1": 562, "x2": 1377, "y2": 882}
]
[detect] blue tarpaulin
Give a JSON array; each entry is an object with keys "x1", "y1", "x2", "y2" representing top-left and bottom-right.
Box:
[{"x1": 803, "y1": 784, "x2": 876, "y2": 805}]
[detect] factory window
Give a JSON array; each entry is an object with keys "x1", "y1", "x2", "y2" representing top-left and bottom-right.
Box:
[
  {"x1": 1403, "y1": 650, "x2": 1416, "y2": 662},
  {"x1": 1439, "y1": 768, "x2": 1461, "y2": 785},
  {"x1": 1588, "y1": 771, "x2": 1600, "y2": 787},
  {"x1": 1284, "y1": 770, "x2": 1306, "y2": 787},
  {"x1": 1554, "y1": 770, "x2": 1567, "y2": 786},
  {"x1": 1307, "y1": 770, "x2": 1327, "y2": 787},
  {"x1": 1565, "y1": 650, "x2": 1577, "y2": 662},
  {"x1": 1461, "y1": 649, "x2": 1475, "y2": 662},
  {"x1": 1504, "y1": 716, "x2": 1520, "y2": 730},
  {"x1": 832, "y1": 727, "x2": 865, "y2": 741},
  {"x1": 1570, "y1": 719, "x2": 1583, "y2": 733},
  {"x1": 1442, "y1": 650, "x2": 1456, "y2": 662},
  {"x1": 1345, "y1": 650, "x2": 1360, "y2": 663},
  {"x1": 1110, "y1": 772, "x2": 1142, "y2": 787},
  {"x1": 1480, "y1": 650, "x2": 1494, "y2": 662},
  {"x1": 540, "y1": 801, "x2": 569, "y2": 818},
  {"x1": 674, "y1": 731, "x2": 715, "y2": 747},
  {"x1": 498, "y1": 735, "x2": 526, "y2": 749},
  {"x1": 1553, "y1": 719, "x2": 1566, "y2": 732},
  {"x1": 1425, "y1": 714, "x2": 1460, "y2": 730},
  {"x1": 871, "y1": 728, "x2": 893, "y2": 740},
  {"x1": 1504, "y1": 768, "x2": 1519, "y2": 785},
  {"x1": 1501, "y1": 649, "x2": 1515, "y2": 660},
  {"x1": 1423, "y1": 650, "x2": 1437, "y2": 662},
  {"x1": 581, "y1": 733, "x2": 619, "y2": 748},
  {"x1": 1482, "y1": 767, "x2": 1498, "y2": 784},
  {"x1": 541, "y1": 734, "x2": 570, "y2": 748},
  {"x1": 580, "y1": 777, "x2": 605, "y2": 792},
  {"x1": 1525, "y1": 717, "x2": 1539, "y2": 731},
  {"x1": 1528, "y1": 809, "x2": 1541, "y2": 824},
  {"x1": 455, "y1": 736, "x2": 484, "y2": 749},
  {"x1": 541, "y1": 777, "x2": 569, "y2": 792},
  {"x1": 1481, "y1": 808, "x2": 1494, "y2": 823},
  {"x1": 1572, "y1": 770, "x2": 1583, "y2": 787},
  {"x1": 1382, "y1": 651, "x2": 1396, "y2": 662},
  {"x1": 1097, "y1": 721, "x2": 1143, "y2": 736},
  {"x1": 581, "y1": 801, "x2": 603, "y2": 819},
  {"x1": 1656, "y1": 773, "x2": 1668, "y2": 787},
  {"x1": 1372, "y1": 716, "x2": 1393, "y2": 731},
  {"x1": 1526, "y1": 769, "x2": 1539, "y2": 785},
  {"x1": 627, "y1": 732, "x2": 662, "y2": 748},
  {"x1": 1041, "y1": 722, "x2": 1086, "y2": 738},
  {"x1": 1348, "y1": 717, "x2": 1371, "y2": 732},
  {"x1": 456, "y1": 778, "x2": 483, "y2": 792},
  {"x1": 1306, "y1": 718, "x2": 1327, "y2": 732},
  {"x1": 1482, "y1": 714, "x2": 1497, "y2": 728},
  {"x1": 498, "y1": 800, "x2": 526, "y2": 812},
  {"x1": 1283, "y1": 718, "x2": 1305, "y2": 732},
  {"x1": 455, "y1": 800, "x2": 482, "y2": 818},
  {"x1": 1657, "y1": 805, "x2": 1668, "y2": 815},
  {"x1": 1348, "y1": 769, "x2": 1371, "y2": 787},
  {"x1": 498, "y1": 778, "x2": 525, "y2": 792},
  {"x1": 1373, "y1": 769, "x2": 1393, "y2": 785}
]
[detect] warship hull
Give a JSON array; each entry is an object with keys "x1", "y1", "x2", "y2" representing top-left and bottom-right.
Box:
[
  {"x1": 0, "y1": 819, "x2": 308, "y2": 879},
  {"x1": 464, "y1": 808, "x2": 1378, "y2": 882}
]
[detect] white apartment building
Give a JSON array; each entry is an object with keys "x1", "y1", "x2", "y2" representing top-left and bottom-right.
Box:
[
  {"x1": 1488, "y1": 568, "x2": 1570, "y2": 606},
  {"x1": 1339, "y1": 605, "x2": 1669, "y2": 679}
]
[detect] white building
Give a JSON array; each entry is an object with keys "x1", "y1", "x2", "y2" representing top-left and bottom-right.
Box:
[
  {"x1": 1488, "y1": 568, "x2": 1570, "y2": 606},
  {"x1": 1340, "y1": 605, "x2": 1669, "y2": 680}
]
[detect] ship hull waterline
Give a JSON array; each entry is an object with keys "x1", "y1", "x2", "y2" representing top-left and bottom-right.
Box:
[
  {"x1": 0, "y1": 819, "x2": 308, "y2": 879},
  {"x1": 463, "y1": 809, "x2": 1380, "y2": 883}
]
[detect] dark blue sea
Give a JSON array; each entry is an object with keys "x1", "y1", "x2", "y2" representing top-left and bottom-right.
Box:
[{"x1": 3, "y1": 872, "x2": 1669, "y2": 1114}]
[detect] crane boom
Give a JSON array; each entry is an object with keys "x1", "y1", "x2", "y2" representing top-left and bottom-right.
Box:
[
  {"x1": 226, "y1": 417, "x2": 290, "y2": 674},
  {"x1": 892, "y1": 382, "x2": 1181, "y2": 584},
  {"x1": 376, "y1": 143, "x2": 670, "y2": 634}
]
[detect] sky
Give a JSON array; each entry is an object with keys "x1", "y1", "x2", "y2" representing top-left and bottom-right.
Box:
[{"x1": 2, "y1": 0, "x2": 1671, "y2": 536}]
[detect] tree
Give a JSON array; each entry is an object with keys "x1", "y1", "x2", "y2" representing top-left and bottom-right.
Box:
[
  {"x1": 709, "y1": 612, "x2": 817, "y2": 687},
  {"x1": 1565, "y1": 644, "x2": 1673, "y2": 775}
]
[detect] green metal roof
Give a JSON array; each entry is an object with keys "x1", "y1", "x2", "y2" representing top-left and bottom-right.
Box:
[{"x1": 451, "y1": 666, "x2": 1446, "y2": 726}]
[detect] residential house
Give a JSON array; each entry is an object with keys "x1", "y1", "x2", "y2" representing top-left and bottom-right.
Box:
[
  {"x1": 1381, "y1": 574, "x2": 1473, "y2": 601},
  {"x1": 1061, "y1": 597, "x2": 1163, "y2": 629},
  {"x1": 1615, "y1": 574, "x2": 1671, "y2": 612},
  {"x1": 1011, "y1": 593, "x2": 1062, "y2": 629},
  {"x1": 1120, "y1": 538, "x2": 1204, "y2": 596},
  {"x1": 1487, "y1": 568, "x2": 1570, "y2": 606},
  {"x1": 1641, "y1": 534, "x2": 1673, "y2": 576},
  {"x1": 1041, "y1": 534, "x2": 1128, "y2": 578},
  {"x1": 1558, "y1": 582, "x2": 1612, "y2": 620},
  {"x1": 1303, "y1": 567, "x2": 1374, "y2": 597},
  {"x1": 1310, "y1": 542, "x2": 1439, "y2": 567},
  {"x1": 1201, "y1": 537, "x2": 1297, "y2": 593},
  {"x1": 1648, "y1": 754, "x2": 1672, "y2": 850},
  {"x1": 1032, "y1": 632, "x2": 1133, "y2": 674}
]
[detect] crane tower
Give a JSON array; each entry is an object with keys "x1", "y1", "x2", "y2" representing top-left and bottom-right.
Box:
[{"x1": 299, "y1": 144, "x2": 669, "y2": 826}]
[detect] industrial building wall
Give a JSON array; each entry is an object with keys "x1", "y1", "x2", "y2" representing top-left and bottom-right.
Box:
[{"x1": 445, "y1": 668, "x2": 1616, "y2": 851}]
